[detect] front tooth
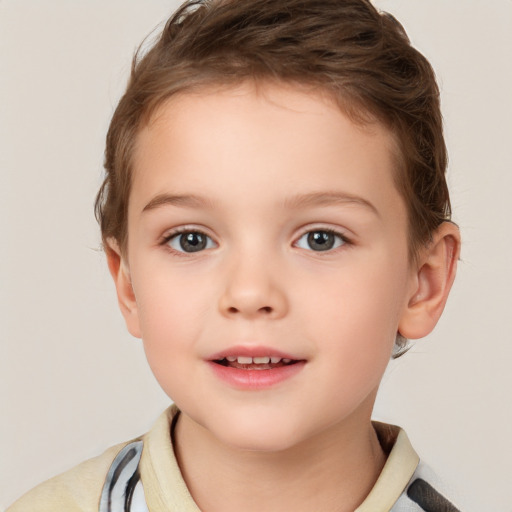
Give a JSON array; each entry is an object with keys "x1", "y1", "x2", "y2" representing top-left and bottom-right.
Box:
[
  {"x1": 226, "y1": 356, "x2": 237, "y2": 362},
  {"x1": 253, "y1": 356, "x2": 270, "y2": 364},
  {"x1": 270, "y1": 357, "x2": 281, "y2": 364},
  {"x1": 237, "y1": 356, "x2": 253, "y2": 364}
]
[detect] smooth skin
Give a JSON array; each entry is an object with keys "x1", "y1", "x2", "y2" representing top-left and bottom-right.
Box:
[{"x1": 108, "y1": 82, "x2": 460, "y2": 511}]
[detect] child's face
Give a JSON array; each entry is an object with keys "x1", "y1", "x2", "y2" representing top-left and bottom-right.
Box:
[{"x1": 121, "y1": 82, "x2": 417, "y2": 451}]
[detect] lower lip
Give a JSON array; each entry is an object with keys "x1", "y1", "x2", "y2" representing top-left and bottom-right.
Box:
[{"x1": 208, "y1": 361, "x2": 306, "y2": 390}]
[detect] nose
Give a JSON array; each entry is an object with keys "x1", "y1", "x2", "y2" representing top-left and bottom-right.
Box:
[{"x1": 218, "y1": 254, "x2": 288, "y2": 320}]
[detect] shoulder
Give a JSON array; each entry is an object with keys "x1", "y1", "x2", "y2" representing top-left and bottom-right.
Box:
[
  {"x1": 6, "y1": 441, "x2": 134, "y2": 512},
  {"x1": 6, "y1": 407, "x2": 178, "y2": 512}
]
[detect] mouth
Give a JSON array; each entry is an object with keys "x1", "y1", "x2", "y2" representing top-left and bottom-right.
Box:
[
  {"x1": 207, "y1": 347, "x2": 306, "y2": 388},
  {"x1": 213, "y1": 355, "x2": 299, "y2": 371}
]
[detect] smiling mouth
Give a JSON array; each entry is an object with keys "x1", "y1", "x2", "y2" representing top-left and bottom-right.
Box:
[{"x1": 213, "y1": 356, "x2": 300, "y2": 370}]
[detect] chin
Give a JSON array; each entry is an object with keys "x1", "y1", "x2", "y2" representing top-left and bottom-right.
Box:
[
  {"x1": 208, "y1": 411, "x2": 311, "y2": 453},
  {"x1": 222, "y1": 429, "x2": 302, "y2": 453}
]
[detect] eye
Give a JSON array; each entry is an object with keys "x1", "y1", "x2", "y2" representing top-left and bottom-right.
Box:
[
  {"x1": 166, "y1": 230, "x2": 216, "y2": 253},
  {"x1": 295, "y1": 229, "x2": 346, "y2": 252}
]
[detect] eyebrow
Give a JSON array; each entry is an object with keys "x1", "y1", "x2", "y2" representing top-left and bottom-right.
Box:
[
  {"x1": 141, "y1": 191, "x2": 379, "y2": 217},
  {"x1": 142, "y1": 193, "x2": 215, "y2": 213},
  {"x1": 283, "y1": 192, "x2": 380, "y2": 217}
]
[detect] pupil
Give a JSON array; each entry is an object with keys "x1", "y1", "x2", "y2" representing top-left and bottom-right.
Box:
[
  {"x1": 308, "y1": 231, "x2": 334, "y2": 251},
  {"x1": 180, "y1": 232, "x2": 206, "y2": 252}
]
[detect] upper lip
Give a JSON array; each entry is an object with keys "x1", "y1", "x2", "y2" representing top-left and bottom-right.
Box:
[{"x1": 208, "y1": 345, "x2": 303, "y2": 361}]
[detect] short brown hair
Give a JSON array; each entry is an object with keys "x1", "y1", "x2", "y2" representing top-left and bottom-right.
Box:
[{"x1": 96, "y1": 0, "x2": 451, "y2": 263}]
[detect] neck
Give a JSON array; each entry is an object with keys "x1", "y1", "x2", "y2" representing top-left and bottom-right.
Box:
[{"x1": 173, "y1": 409, "x2": 386, "y2": 512}]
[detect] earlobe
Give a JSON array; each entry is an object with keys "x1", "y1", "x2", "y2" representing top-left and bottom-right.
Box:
[
  {"x1": 399, "y1": 222, "x2": 460, "y2": 340},
  {"x1": 106, "y1": 239, "x2": 142, "y2": 339}
]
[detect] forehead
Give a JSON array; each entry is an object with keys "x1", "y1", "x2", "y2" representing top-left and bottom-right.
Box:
[{"x1": 130, "y1": 81, "x2": 402, "y2": 220}]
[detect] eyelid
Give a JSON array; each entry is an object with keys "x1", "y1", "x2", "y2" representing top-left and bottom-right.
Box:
[
  {"x1": 160, "y1": 223, "x2": 215, "y2": 239},
  {"x1": 295, "y1": 223, "x2": 352, "y2": 240}
]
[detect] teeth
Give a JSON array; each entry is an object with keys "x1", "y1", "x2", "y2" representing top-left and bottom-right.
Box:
[
  {"x1": 253, "y1": 356, "x2": 270, "y2": 364},
  {"x1": 224, "y1": 356, "x2": 288, "y2": 364}
]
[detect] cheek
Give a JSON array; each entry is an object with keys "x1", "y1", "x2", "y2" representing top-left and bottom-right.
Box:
[
  {"x1": 132, "y1": 269, "x2": 212, "y2": 363},
  {"x1": 305, "y1": 256, "x2": 408, "y2": 354},
  {"x1": 135, "y1": 278, "x2": 207, "y2": 400},
  {"x1": 305, "y1": 269, "x2": 402, "y2": 407}
]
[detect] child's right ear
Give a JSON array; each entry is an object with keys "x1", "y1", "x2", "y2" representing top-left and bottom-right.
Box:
[{"x1": 105, "y1": 239, "x2": 142, "y2": 339}]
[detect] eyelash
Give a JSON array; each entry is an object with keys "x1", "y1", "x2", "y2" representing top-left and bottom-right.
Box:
[{"x1": 160, "y1": 227, "x2": 351, "y2": 256}]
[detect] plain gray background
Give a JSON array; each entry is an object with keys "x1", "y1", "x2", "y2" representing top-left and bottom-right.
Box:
[{"x1": 1, "y1": 1, "x2": 511, "y2": 510}]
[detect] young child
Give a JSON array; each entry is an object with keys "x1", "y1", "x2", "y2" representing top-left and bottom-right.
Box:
[{"x1": 8, "y1": 0, "x2": 461, "y2": 510}]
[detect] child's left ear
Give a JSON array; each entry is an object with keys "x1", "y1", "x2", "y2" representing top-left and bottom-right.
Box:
[{"x1": 398, "y1": 222, "x2": 461, "y2": 340}]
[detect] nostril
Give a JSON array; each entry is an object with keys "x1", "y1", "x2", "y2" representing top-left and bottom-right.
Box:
[{"x1": 226, "y1": 306, "x2": 273, "y2": 314}]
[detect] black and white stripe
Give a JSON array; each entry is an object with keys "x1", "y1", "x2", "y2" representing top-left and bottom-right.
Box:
[
  {"x1": 392, "y1": 462, "x2": 461, "y2": 511},
  {"x1": 407, "y1": 478, "x2": 460, "y2": 512},
  {"x1": 99, "y1": 441, "x2": 148, "y2": 512}
]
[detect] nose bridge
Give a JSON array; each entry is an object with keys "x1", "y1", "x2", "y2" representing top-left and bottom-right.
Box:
[{"x1": 218, "y1": 241, "x2": 288, "y2": 319}]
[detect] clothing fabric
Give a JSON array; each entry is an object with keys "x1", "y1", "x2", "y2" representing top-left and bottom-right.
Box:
[{"x1": 7, "y1": 406, "x2": 460, "y2": 512}]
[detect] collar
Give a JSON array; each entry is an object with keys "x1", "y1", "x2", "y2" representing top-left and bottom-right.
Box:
[{"x1": 139, "y1": 406, "x2": 419, "y2": 512}]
